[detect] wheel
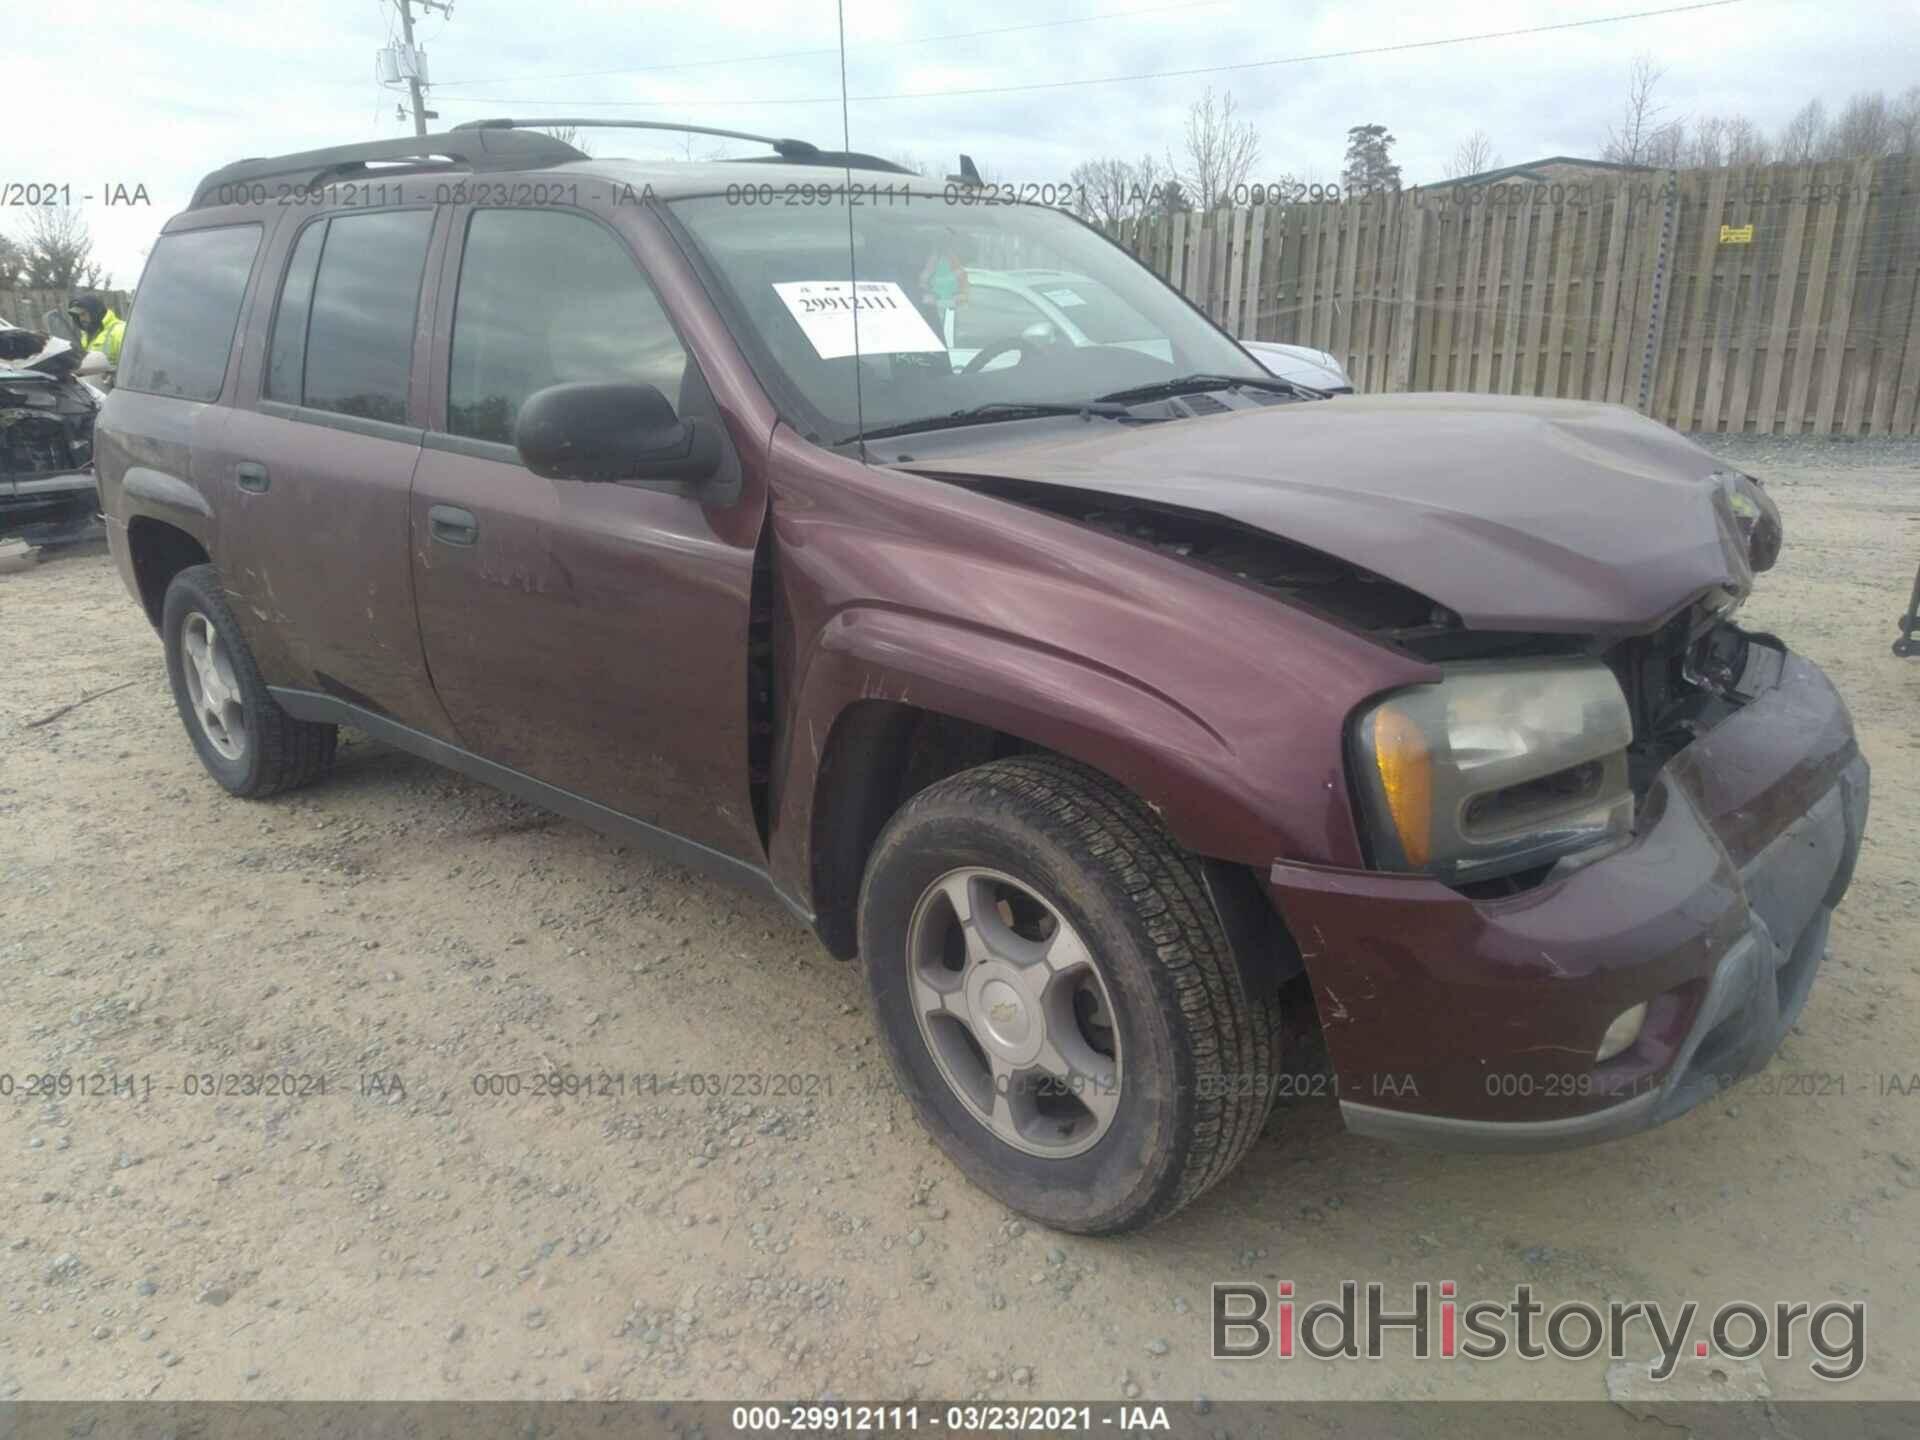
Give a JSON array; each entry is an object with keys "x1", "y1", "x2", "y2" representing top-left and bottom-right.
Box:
[
  {"x1": 858, "y1": 754, "x2": 1286, "y2": 1234},
  {"x1": 161, "y1": 564, "x2": 337, "y2": 797}
]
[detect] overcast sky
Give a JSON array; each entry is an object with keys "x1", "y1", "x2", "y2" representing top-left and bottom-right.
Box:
[{"x1": 11, "y1": 0, "x2": 1915, "y2": 288}]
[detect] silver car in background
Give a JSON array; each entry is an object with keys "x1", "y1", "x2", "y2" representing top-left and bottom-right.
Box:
[
  {"x1": 939, "y1": 266, "x2": 1356, "y2": 392},
  {"x1": 1238, "y1": 338, "x2": 1354, "y2": 393}
]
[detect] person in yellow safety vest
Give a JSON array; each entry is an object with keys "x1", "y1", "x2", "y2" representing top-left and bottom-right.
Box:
[{"x1": 67, "y1": 293, "x2": 125, "y2": 367}]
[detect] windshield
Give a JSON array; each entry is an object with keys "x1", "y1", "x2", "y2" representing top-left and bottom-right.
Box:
[{"x1": 666, "y1": 193, "x2": 1267, "y2": 441}]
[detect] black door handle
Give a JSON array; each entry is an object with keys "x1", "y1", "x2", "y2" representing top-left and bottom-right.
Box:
[
  {"x1": 235, "y1": 461, "x2": 270, "y2": 493},
  {"x1": 428, "y1": 504, "x2": 479, "y2": 546}
]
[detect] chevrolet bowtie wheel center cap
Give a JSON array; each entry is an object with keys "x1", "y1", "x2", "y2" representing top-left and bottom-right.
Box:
[{"x1": 905, "y1": 866, "x2": 1123, "y2": 1159}]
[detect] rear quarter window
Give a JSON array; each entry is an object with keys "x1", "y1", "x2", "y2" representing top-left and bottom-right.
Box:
[{"x1": 117, "y1": 224, "x2": 262, "y2": 402}]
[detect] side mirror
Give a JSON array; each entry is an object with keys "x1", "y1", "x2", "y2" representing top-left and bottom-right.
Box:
[{"x1": 514, "y1": 382, "x2": 722, "y2": 487}]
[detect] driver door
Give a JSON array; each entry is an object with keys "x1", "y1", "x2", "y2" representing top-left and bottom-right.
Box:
[{"x1": 409, "y1": 203, "x2": 766, "y2": 864}]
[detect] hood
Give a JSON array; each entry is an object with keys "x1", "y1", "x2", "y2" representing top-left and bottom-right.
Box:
[
  {"x1": 1240, "y1": 339, "x2": 1353, "y2": 393},
  {"x1": 0, "y1": 328, "x2": 81, "y2": 380},
  {"x1": 898, "y1": 392, "x2": 1749, "y2": 636}
]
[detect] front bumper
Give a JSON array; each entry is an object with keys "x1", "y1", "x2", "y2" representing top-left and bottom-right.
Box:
[
  {"x1": 0, "y1": 470, "x2": 100, "y2": 545},
  {"x1": 1268, "y1": 648, "x2": 1868, "y2": 1150}
]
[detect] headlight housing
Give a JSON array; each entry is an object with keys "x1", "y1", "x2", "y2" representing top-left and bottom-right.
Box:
[
  {"x1": 1351, "y1": 659, "x2": 1635, "y2": 885},
  {"x1": 1716, "y1": 470, "x2": 1782, "y2": 573}
]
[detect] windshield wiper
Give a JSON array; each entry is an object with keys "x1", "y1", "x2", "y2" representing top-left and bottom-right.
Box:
[
  {"x1": 838, "y1": 400, "x2": 1132, "y2": 446},
  {"x1": 1094, "y1": 372, "x2": 1318, "y2": 405}
]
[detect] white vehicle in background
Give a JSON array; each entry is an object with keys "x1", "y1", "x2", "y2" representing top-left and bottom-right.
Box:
[
  {"x1": 945, "y1": 267, "x2": 1354, "y2": 391},
  {"x1": 1237, "y1": 338, "x2": 1354, "y2": 393}
]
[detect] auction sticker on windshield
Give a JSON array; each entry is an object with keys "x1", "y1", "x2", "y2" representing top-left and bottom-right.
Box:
[{"x1": 773, "y1": 280, "x2": 946, "y2": 359}]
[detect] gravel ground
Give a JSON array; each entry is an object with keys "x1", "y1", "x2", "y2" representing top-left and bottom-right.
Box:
[{"x1": 2, "y1": 441, "x2": 1918, "y2": 1404}]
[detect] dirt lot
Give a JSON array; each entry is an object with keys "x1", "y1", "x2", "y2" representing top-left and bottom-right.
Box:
[{"x1": 3, "y1": 439, "x2": 1918, "y2": 1405}]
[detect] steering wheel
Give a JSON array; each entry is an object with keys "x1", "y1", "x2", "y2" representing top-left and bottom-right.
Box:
[{"x1": 961, "y1": 337, "x2": 1038, "y2": 376}]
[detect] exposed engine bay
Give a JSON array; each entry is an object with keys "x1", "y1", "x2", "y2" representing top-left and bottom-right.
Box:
[
  {"x1": 946, "y1": 475, "x2": 1455, "y2": 639},
  {"x1": 928, "y1": 455, "x2": 1791, "y2": 905},
  {"x1": 955, "y1": 472, "x2": 1782, "y2": 794}
]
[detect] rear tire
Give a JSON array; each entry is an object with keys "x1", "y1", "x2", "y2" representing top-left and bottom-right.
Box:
[
  {"x1": 161, "y1": 564, "x2": 336, "y2": 797},
  {"x1": 858, "y1": 754, "x2": 1285, "y2": 1234}
]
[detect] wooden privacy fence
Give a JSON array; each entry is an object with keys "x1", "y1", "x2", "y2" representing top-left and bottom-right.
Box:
[{"x1": 1108, "y1": 157, "x2": 1920, "y2": 437}]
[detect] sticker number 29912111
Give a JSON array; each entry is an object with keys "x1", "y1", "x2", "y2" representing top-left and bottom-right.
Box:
[{"x1": 772, "y1": 280, "x2": 947, "y2": 360}]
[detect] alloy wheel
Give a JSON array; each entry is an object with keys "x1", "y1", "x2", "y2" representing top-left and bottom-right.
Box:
[
  {"x1": 180, "y1": 611, "x2": 248, "y2": 762},
  {"x1": 905, "y1": 867, "x2": 1122, "y2": 1158}
]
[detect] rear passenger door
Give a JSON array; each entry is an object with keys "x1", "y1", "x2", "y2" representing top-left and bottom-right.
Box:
[
  {"x1": 410, "y1": 204, "x2": 766, "y2": 864},
  {"x1": 220, "y1": 202, "x2": 454, "y2": 736}
]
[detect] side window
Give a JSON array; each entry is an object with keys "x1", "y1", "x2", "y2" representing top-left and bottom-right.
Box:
[
  {"x1": 117, "y1": 225, "x2": 262, "y2": 402},
  {"x1": 448, "y1": 209, "x2": 689, "y2": 446},
  {"x1": 266, "y1": 209, "x2": 433, "y2": 424},
  {"x1": 265, "y1": 219, "x2": 324, "y2": 403}
]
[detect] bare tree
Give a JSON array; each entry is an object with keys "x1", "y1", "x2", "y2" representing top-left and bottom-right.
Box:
[
  {"x1": 16, "y1": 208, "x2": 107, "y2": 290},
  {"x1": 1443, "y1": 129, "x2": 1500, "y2": 180},
  {"x1": 0, "y1": 233, "x2": 24, "y2": 290},
  {"x1": 1896, "y1": 87, "x2": 1920, "y2": 154},
  {"x1": 1826, "y1": 91, "x2": 1894, "y2": 158},
  {"x1": 1721, "y1": 115, "x2": 1773, "y2": 166},
  {"x1": 1776, "y1": 99, "x2": 1827, "y2": 164},
  {"x1": 1686, "y1": 115, "x2": 1728, "y2": 168},
  {"x1": 537, "y1": 125, "x2": 595, "y2": 157},
  {"x1": 1167, "y1": 87, "x2": 1261, "y2": 212},
  {"x1": 1069, "y1": 155, "x2": 1169, "y2": 225},
  {"x1": 887, "y1": 153, "x2": 929, "y2": 177},
  {"x1": 1601, "y1": 53, "x2": 1684, "y2": 166}
]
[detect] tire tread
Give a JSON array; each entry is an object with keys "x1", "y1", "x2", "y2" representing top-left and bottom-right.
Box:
[
  {"x1": 165, "y1": 564, "x2": 337, "y2": 797},
  {"x1": 883, "y1": 754, "x2": 1285, "y2": 1229}
]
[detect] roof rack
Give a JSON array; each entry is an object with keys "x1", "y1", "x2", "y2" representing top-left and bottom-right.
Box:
[
  {"x1": 450, "y1": 118, "x2": 915, "y2": 176},
  {"x1": 455, "y1": 117, "x2": 818, "y2": 157},
  {"x1": 189, "y1": 128, "x2": 586, "y2": 209}
]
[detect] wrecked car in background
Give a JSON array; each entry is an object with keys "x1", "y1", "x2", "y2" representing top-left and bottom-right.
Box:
[
  {"x1": 1, "y1": 320, "x2": 103, "y2": 547},
  {"x1": 95, "y1": 122, "x2": 1868, "y2": 1234}
]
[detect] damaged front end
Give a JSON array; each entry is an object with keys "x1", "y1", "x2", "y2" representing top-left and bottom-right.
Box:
[
  {"x1": 1, "y1": 336, "x2": 101, "y2": 547},
  {"x1": 949, "y1": 474, "x2": 1461, "y2": 644}
]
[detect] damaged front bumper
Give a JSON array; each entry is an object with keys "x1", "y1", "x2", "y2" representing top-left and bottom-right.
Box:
[{"x1": 1267, "y1": 646, "x2": 1868, "y2": 1150}]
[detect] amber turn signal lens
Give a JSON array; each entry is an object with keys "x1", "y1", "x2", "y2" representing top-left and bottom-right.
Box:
[{"x1": 1371, "y1": 704, "x2": 1433, "y2": 867}]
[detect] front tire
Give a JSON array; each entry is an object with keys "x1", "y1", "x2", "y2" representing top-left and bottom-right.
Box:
[
  {"x1": 161, "y1": 564, "x2": 336, "y2": 797},
  {"x1": 858, "y1": 755, "x2": 1285, "y2": 1234}
]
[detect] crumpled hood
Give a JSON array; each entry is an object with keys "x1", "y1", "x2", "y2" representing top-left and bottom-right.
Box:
[{"x1": 899, "y1": 392, "x2": 1749, "y2": 634}]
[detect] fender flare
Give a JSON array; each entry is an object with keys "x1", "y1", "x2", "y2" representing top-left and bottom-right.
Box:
[{"x1": 768, "y1": 604, "x2": 1285, "y2": 916}]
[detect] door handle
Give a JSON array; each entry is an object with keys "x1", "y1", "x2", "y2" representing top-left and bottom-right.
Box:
[
  {"x1": 428, "y1": 504, "x2": 479, "y2": 546},
  {"x1": 235, "y1": 461, "x2": 270, "y2": 493}
]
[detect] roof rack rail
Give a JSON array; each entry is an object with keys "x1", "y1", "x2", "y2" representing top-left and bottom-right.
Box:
[
  {"x1": 448, "y1": 118, "x2": 914, "y2": 176},
  {"x1": 453, "y1": 117, "x2": 822, "y2": 158},
  {"x1": 188, "y1": 128, "x2": 586, "y2": 210}
]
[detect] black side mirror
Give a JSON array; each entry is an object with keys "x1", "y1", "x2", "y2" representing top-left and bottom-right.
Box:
[{"x1": 514, "y1": 382, "x2": 722, "y2": 487}]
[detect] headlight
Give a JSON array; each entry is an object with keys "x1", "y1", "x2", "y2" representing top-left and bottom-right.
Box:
[
  {"x1": 1351, "y1": 659, "x2": 1635, "y2": 884},
  {"x1": 1717, "y1": 470, "x2": 1782, "y2": 573}
]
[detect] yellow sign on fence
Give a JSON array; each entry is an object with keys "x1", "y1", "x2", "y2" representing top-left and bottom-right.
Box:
[{"x1": 1719, "y1": 224, "x2": 1755, "y2": 245}]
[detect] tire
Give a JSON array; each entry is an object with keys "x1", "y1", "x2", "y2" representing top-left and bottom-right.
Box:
[
  {"x1": 858, "y1": 754, "x2": 1286, "y2": 1234},
  {"x1": 161, "y1": 563, "x2": 337, "y2": 797}
]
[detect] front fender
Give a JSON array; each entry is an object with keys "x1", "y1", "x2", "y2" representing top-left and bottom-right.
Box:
[{"x1": 769, "y1": 602, "x2": 1330, "y2": 911}]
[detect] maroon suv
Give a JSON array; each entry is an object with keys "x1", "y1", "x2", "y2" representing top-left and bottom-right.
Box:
[{"x1": 95, "y1": 123, "x2": 1868, "y2": 1233}]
